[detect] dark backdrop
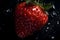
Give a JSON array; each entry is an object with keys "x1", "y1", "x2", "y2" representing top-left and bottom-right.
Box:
[{"x1": 0, "y1": 0, "x2": 60, "y2": 40}]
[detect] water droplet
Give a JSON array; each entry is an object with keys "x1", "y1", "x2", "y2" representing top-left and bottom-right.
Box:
[
  {"x1": 6, "y1": 9, "x2": 10, "y2": 12},
  {"x1": 45, "y1": 11, "x2": 49, "y2": 15},
  {"x1": 53, "y1": 11, "x2": 57, "y2": 15},
  {"x1": 47, "y1": 27, "x2": 49, "y2": 29},
  {"x1": 51, "y1": 14, "x2": 54, "y2": 17},
  {"x1": 48, "y1": 22, "x2": 51, "y2": 25},
  {"x1": 57, "y1": 21, "x2": 59, "y2": 24},
  {"x1": 53, "y1": 5, "x2": 55, "y2": 9},
  {"x1": 51, "y1": 36, "x2": 55, "y2": 39},
  {"x1": 32, "y1": 8, "x2": 36, "y2": 11}
]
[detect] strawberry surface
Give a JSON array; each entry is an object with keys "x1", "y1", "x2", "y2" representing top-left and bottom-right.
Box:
[{"x1": 15, "y1": 2, "x2": 48, "y2": 38}]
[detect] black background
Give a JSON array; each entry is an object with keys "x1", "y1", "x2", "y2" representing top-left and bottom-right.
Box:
[{"x1": 0, "y1": 0, "x2": 60, "y2": 40}]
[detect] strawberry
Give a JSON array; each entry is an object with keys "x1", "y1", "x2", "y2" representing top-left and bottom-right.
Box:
[{"x1": 15, "y1": 1, "x2": 48, "y2": 38}]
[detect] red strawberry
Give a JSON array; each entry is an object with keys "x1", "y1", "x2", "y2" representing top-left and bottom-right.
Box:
[{"x1": 15, "y1": 2, "x2": 48, "y2": 38}]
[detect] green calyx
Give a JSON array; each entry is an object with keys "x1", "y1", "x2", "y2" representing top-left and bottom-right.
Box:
[
  {"x1": 43, "y1": 3, "x2": 53, "y2": 11},
  {"x1": 25, "y1": 0, "x2": 53, "y2": 11}
]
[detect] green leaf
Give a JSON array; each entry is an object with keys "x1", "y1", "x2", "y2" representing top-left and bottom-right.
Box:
[
  {"x1": 25, "y1": 0, "x2": 31, "y2": 4},
  {"x1": 25, "y1": 0, "x2": 53, "y2": 11},
  {"x1": 43, "y1": 3, "x2": 53, "y2": 10},
  {"x1": 32, "y1": 1, "x2": 53, "y2": 11}
]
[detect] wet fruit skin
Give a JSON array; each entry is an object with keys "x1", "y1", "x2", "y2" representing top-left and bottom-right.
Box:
[{"x1": 15, "y1": 2, "x2": 48, "y2": 38}]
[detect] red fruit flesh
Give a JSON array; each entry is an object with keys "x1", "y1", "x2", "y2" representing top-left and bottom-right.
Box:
[{"x1": 15, "y1": 2, "x2": 48, "y2": 38}]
